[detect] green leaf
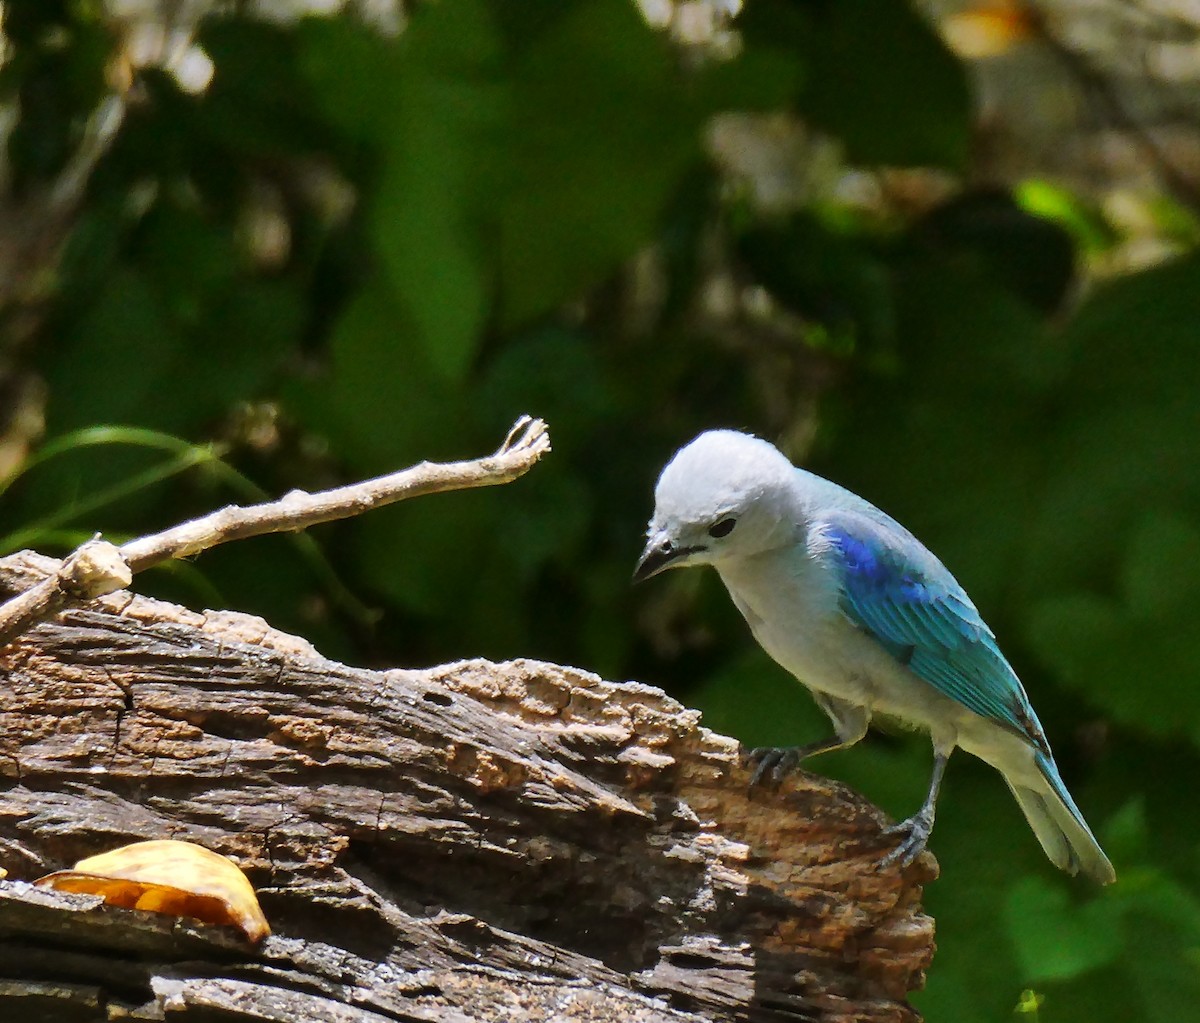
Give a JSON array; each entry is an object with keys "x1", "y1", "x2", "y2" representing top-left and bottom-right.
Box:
[
  {"x1": 1122, "y1": 510, "x2": 1200, "y2": 617},
  {"x1": 352, "y1": 490, "x2": 493, "y2": 618},
  {"x1": 1004, "y1": 875, "x2": 1122, "y2": 983},
  {"x1": 496, "y1": 0, "x2": 706, "y2": 325},
  {"x1": 1025, "y1": 510, "x2": 1200, "y2": 742},
  {"x1": 200, "y1": 18, "x2": 330, "y2": 158},
  {"x1": 914, "y1": 191, "x2": 1077, "y2": 314},
  {"x1": 135, "y1": 204, "x2": 238, "y2": 324},
  {"x1": 820, "y1": 264, "x2": 1049, "y2": 612},
  {"x1": 286, "y1": 280, "x2": 473, "y2": 472},
  {"x1": 296, "y1": 17, "x2": 403, "y2": 142},
  {"x1": 477, "y1": 327, "x2": 616, "y2": 450},
  {"x1": 1099, "y1": 798, "x2": 1148, "y2": 864},
  {"x1": 43, "y1": 268, "x2": 181, "y2": 431},
  {"x1": 1016, "y1": 179, "x2": 1117, "y2": 256},
  {"x1": 1019, "y1": 253, "x2": 1200, "y2": 600},
  {"x1": 738, "y1": 213, "x2": 895, "y2": 355},
  {"x1": 302, "y1": 0, "x2": 727, "y2": 364},
  {"x1": 741, "y1": 0, "x2": 970, "y2": 168},
  {"x1": 372, "y1": 0, "x2": 503, "y2": 381},
  {"x1": 697, "y1": 37, "x2": 804, "y2": 112},
  {"x1": 300, "y1": 1, "x2": 503, "y2": 382},
  {"x1": 689, "y1": 647, "x2": 828, "y2": 749}
]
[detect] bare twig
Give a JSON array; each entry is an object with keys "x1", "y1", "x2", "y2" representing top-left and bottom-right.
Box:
[
  {"x1": 0, "y1": 416, "x2": 550, "y2": 648},
  {"x1": 1030, "y1": 1, "x2": 1200, "y2": 209},
  {"x1": 0, "y1": 95, "x2": 129, "y2": 323},
  {"x1": 0, "y1": 538, "x2": 132, "y2": 650}
]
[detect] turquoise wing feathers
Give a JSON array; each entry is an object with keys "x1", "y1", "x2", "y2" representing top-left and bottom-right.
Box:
[{"x1": 821, "y1": 507, "x2": 1047, "y2": 751}]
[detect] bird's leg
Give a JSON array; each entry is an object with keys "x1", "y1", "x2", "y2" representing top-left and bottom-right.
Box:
[
  {"x1": 748, "y1": 737, "x2": 844, "y2": 786},
  {"x1": 747, "y1": 696, "x2": 868, "y2": 786},
  {"x1": 880, "y1": 749, "x2": 950, "y2": 870}
]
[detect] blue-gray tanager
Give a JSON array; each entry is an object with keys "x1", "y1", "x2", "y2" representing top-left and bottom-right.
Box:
[{"x1": 635, "y1": 429, "x2": 1115, "y2": 883}]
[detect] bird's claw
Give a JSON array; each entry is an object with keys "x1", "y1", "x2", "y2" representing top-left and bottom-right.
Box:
[
  {"x1": 878, "y1": 811, "x2": 935, "y2": 870},
  {"x1": 746, "y1": 745, "x2": 806, "y2": 786}
]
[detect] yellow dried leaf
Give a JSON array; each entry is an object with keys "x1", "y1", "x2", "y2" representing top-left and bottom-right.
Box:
[
  {"x1": 941, "y1": 3, "x2": 1039, "y2": 58},
  {"x1": 35, "y1": 839, "x2": 270, "y2": 943}
]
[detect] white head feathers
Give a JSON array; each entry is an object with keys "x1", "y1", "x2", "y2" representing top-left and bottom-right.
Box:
[{"x1": 635, "y1": 430, "x2": 803, "y2": 580}]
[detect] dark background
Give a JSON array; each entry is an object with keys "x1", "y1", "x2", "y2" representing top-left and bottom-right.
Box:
[{"x1": 1, "y1": 1, "x2": 1198, "y2": 1019}]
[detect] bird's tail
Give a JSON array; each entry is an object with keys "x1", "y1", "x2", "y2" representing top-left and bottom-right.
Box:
[{"x1": 1005, "y1": 751, "x2": 1116, "y2": 885}]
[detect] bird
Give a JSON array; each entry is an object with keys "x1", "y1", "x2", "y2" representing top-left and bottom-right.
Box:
[{"x1": 634, "y1": 429, "x2": 1115, "y2": 883}]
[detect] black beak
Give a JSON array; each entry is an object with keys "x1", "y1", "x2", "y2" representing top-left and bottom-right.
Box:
[{"x1": 633, "y1": 539, "x2": 703, "y2": 583}]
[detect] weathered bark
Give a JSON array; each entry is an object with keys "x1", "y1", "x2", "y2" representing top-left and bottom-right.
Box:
[{"x1": 0, "y1": 551, "x2": 935, "y2": 1022}]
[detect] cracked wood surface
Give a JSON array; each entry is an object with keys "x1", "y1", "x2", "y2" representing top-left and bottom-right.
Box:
[{"x1": 0, "y1": 551, "x2": 935, "y2": 1022}]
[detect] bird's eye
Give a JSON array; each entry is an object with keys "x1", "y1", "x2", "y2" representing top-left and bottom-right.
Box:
[{"x1": 708, "y1": 518, "x2": 736, "y2": 539}]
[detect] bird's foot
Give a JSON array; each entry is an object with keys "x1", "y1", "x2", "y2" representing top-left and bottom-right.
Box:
[
  {"x1": 878, "y1": 810, "x2": 935, "y2": 870},
  {"x1": 746, "y1": 745, "x2": 808, "y2": 786}
]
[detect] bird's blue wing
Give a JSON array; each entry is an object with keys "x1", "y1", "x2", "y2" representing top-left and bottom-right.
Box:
[{"x1": 821, "y1": 508, "x2": 1047, "y2": 750}]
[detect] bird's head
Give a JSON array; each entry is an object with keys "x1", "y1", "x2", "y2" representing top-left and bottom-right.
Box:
[{"x1": 634, "y1": 430, "x2": 802, "y2": 582}]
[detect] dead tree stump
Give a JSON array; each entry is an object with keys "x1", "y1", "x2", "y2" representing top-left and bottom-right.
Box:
[{"x1": 0, "y1": 551, "x2": 935, "y2": 1022}]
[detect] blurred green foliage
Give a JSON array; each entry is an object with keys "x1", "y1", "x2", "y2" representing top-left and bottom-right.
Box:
[{"x1": 1, "y1": 0, "x2": 1198, "y2": 1019}]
